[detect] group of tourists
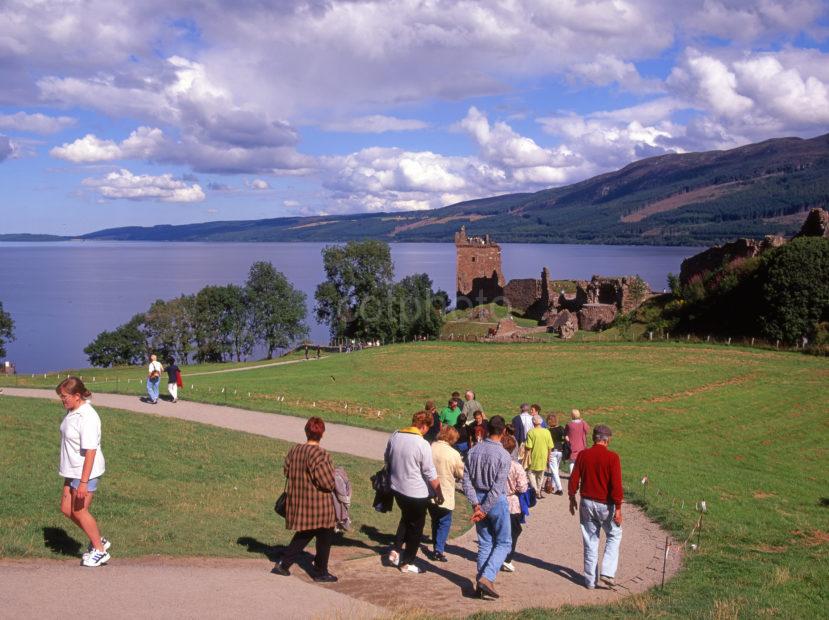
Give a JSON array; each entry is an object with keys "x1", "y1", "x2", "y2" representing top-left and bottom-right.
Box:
[
  {"x1": 55, "y1": 375, "x2": 623, "y2": 598},
  {"x1": 374, "y1": 393, "x2": 623, "y2": 597}
]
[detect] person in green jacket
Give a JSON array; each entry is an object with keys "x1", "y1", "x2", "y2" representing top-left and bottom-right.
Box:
[
  {"x1": 525, "y1": 414, "x2": 553, "y2": 498},
  {"x1": 439, "y1": 398, "x2": 462, "y2": 426}
]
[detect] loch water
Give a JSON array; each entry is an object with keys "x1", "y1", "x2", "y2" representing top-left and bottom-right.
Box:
[{"x1": 0, "y1": 241, "x2": 703, "y2": 373}]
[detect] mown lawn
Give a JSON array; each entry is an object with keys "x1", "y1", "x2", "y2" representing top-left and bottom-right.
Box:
[
  {"x1": 3, "y1": 341, "x2": 828, "y2": 617},
  {"x1": 0, "y1": 396, "x2": 471, "y2": 560}
]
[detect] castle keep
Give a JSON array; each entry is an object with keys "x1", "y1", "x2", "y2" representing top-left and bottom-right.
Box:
[
  {"x1": 455, "y1": 226, "x2": 505, "y2": 308},
  {"x1": 455, "y1": 226, "x2": 652, "y2": 337}
]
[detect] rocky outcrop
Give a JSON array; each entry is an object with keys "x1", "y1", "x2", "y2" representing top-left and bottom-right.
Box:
[
  {"x1": 577, "y1": 304, "x2": 617, "y2": 331},
  {"x1": 679, "y1": 236, "x2": 784, "y2": 286},
  {"x1": 796, "y1": 208, "x2": 829, "y2": 238}
]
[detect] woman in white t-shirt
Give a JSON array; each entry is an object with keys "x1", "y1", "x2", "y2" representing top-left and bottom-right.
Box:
[{"x1": 56, "y1": 376, "x2": 110, "y2": 567}]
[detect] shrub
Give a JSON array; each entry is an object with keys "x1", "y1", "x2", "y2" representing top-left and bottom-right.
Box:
[{"x1": 757, "y1": 237, "x2": 829, "y2": 342}]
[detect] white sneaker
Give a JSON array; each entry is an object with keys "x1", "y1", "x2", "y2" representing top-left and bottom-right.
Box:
[
  {"x1": 501, "y1": 561, "x2": 516, "y2": 572},
  {"x1": 387, "y1": 550, "x2": 400, "y2": 567},
  {"x1": 401, "y1": 564, "x2": 422, "y2": 574},
  {"x1": 82, "y1": 549, "x2": 110, "y2": 567},
  {"x1": 83, "y1": 538, "x2": 111, "y2": 560}
]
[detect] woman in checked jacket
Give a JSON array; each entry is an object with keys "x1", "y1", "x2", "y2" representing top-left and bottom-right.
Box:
[{"x1": 272, "y1": 417, "x2": 338, "y2": 582}]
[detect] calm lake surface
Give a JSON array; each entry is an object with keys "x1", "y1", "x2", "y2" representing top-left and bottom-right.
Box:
[{"x1": 0, "y1": 241, "x2": 703, "y2": 373}]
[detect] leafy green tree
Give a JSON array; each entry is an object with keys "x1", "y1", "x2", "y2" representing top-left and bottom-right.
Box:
[
  {"x1": 392, "y1": 274, "x2": 444, "y2": 340},
  {"x1": 192, "y1": 285, "x2": 252, "y2": 363},
  {"x1": 433, "y1": 289, "x2": 451, "y2": 314},
  {"x1": 757, "y1": 237, "x2": 829, "y2": 342},
  {"x1": 142, "y1": 295, "x2": 195, "y2": 363},
  {"x1": 84, "y1": 314, "x2": 146, "y2": 367},
  {"x1": 315, "y1": 241, "x2": 395, "y2": 340},
  {"x1": 0, "y1": 301, "x2": 15, "y2": 358},
  {"x1": 246, "y1": 262, "x2": 308, "y2": 358}
]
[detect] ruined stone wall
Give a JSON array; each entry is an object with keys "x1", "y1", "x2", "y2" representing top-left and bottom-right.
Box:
[
  {"x1": 503, "y1": 267, "x2": 556, "y2": 320},
  {"x1": 577, "y1": 304, "x2": 617, "y2": 331},
  {"x1": 583, "y1": 276, "x2": 650, "y2": 314},
  {"x1": 504, "y1": 279, "x2": 541, "y2": 314},
  {"x1": 455, "y1": 226, "x2": 505, "y2": 308}
]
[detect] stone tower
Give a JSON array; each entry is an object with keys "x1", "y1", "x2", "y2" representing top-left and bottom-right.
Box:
[{"x1": 455, "y1": 226, "x2": 505, "y2": 308}]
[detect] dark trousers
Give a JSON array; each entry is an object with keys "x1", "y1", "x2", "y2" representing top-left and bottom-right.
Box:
[
  {"x1": 393, "y1": 492, "x2": 429, "y2": 565},
  {"x1": 505, "y1": 513, "x2": 523, "y2": 563},
  {"x1": 281, "y1": 527, "x2": 334, "y2": 573}
]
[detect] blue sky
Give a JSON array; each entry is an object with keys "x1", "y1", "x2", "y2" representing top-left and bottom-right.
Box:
[{"x1": 1, "y1": 0, "x2": 828, "y2": 235}]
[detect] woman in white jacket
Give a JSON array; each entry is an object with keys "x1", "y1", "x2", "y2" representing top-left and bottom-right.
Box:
[{"x1": 56, "y1": 376, "x2": 110, "y2": 567}]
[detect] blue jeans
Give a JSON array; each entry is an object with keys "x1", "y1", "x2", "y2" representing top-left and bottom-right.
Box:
[
  {"x1": 474, "y1": 493, "x2": 511, "y2": 582},
  {"x1": 146, "y1": 377, "x2": 160, "y2": 402},
  {"x1": 579, "y1": 498, "x2": 623, "y2": 587},
  {"x1": 428, "y1": 504, "x2": 453, "y2": 554}
]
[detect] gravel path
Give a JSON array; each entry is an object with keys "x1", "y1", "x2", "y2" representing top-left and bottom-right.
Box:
[{"x1": 1, "y1": 388, "x2": 681, "y2": 618}]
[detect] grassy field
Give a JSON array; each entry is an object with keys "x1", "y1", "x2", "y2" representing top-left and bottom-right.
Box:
[
  {"x1": 0, "y1": 396, "x2": 471, "y2": 559},
  {"x1": 3, "y1": 341, "x2": 828, "y2": 617}
]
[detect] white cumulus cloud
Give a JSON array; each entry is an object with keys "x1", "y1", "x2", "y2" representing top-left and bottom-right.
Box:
[
  {"x1": 250, "y1": 178, "x2": 270, "y2": 190},
  {"x1": 50, "y1": 134, "x2": 122, "y2": 162},
  {"x1": 83, "y1": 169, "x2": 205, "y2": 203}
]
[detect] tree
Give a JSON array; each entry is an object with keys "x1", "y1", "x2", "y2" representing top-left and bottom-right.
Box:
[
  {"x1": 84, "y1": 314, "x2": 146, "y2": 367},
  {"x1": 246, "y1": 262, "x2": 308, "y2": 358},
  {"x1": 315, "y1": 240, "x2": 395, "y2": 341},
  {"x1": 392, "y1": 274, "x2": 444, "y2": 340},
  {"x1": 0, "y1": 301, "x2": 14, "y2": 358},
  {"x1": 757, "y1": 237, "x2": 829, "y2": 342},
  {"x1": 142, "y1": 295, "x2": 195, "y2": 363},
  {"x1": 192, "y1": 285, "x2": 252, "y2": 363}
]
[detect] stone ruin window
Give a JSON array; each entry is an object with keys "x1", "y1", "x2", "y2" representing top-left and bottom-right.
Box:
[{"x1": 471, "y1": 257, "x2": 476, "y2": 262}]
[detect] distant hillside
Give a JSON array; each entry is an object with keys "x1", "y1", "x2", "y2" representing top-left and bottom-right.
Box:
[
  {"x1": 82, "y1": 133, "x2": 829, "y2": 246},
  {"x1": 0, "y1": 233, "x2": 69, "y2": 242}
]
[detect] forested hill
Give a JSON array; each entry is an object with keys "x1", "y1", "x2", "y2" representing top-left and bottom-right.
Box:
[{"x1": 82, "y1": 132, "x2": 829, "y2": 246}]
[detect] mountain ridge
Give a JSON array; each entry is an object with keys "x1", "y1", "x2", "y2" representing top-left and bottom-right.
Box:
[{"x1": 19, "y1": 132, "x2": 829, "y2": 246}]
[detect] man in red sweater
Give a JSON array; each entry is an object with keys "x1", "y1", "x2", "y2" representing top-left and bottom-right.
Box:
[{"x1": 568, "y1": 424, "x2": 623, "y2": 589}]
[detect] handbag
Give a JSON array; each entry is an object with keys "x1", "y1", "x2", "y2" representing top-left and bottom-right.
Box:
[
  {"x1": 176, "y1": 369, "x2": 183, "y2": 387},
  {"x1": 274, "y1": 477, "x2": 288, "y2": 517},
  {"x1": 274, "y1": 492, "x2": 287, "y2": 517}
]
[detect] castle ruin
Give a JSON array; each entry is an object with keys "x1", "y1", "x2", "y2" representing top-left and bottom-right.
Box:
[{"x1": 455, "y1": 227, "x2": 652, "y2": 336}]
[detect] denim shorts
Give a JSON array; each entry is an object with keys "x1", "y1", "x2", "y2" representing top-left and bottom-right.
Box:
[{"x1": 68, "y1": 477, "x2": 99, "y2": 492}]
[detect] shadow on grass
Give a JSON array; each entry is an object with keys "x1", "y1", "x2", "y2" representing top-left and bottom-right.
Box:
[
  {"x1": 43, "y1": 527, "x2": 82, "y2": 557},
  {"x1": 237, "y1": 536, "x2": 284, "y2": 562}
]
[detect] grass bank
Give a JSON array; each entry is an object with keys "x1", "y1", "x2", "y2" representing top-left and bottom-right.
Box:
[
  {"x1": 0, "y1": 396, "x2": 470, "y2": 559},
  {"x1": 3, "y1": 341, "x2": 828, "y2": 617}
]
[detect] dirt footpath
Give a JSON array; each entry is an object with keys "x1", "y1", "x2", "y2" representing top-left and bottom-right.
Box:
[
  {"x1": 0, "y1": 557, "x2": 383, "y2": 619},
  {"x1": 1, "y1": 388, "x2": 682, "y2": 618}
]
